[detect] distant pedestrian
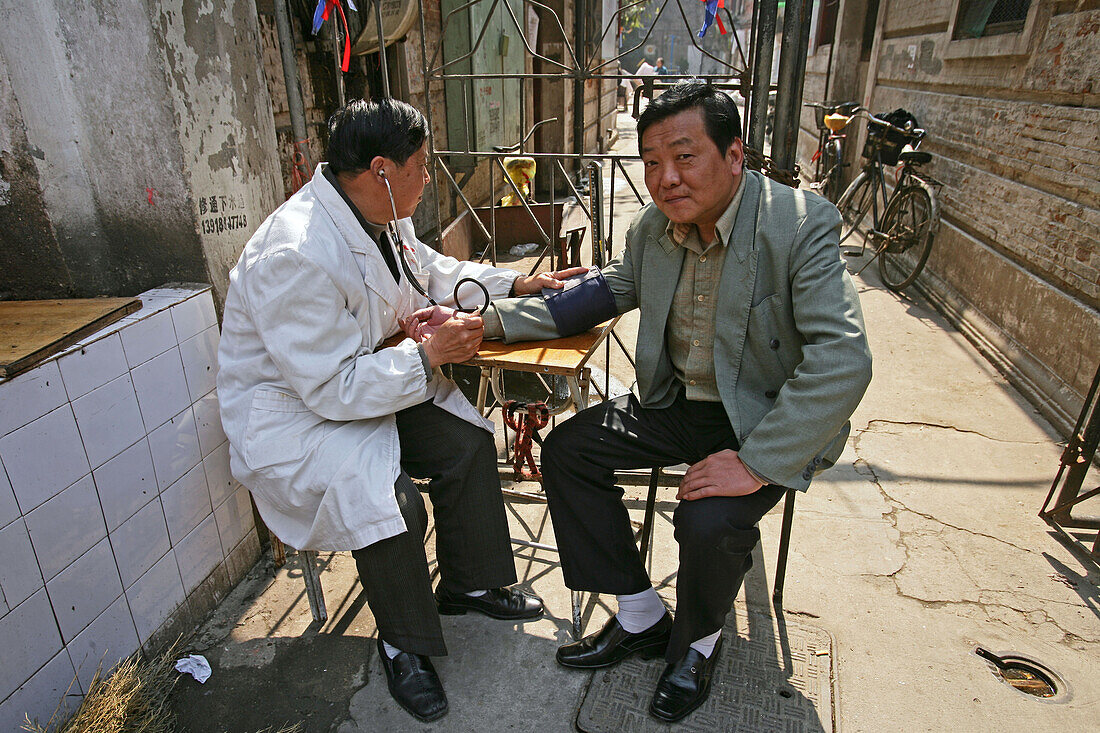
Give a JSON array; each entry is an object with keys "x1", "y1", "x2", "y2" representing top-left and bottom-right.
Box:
[
  {"x1": 655, "y1": 57, "x2": 669, "y2": 75},
  {"x1": 637, "y1": 58, "x2": 658, "y2": 104}
]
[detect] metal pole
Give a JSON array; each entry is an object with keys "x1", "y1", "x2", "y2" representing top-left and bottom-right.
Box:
[
  {"x1": 747, "y1": 0, "x2": 778, "y2": 151},
  {"x1": 744, "y1": 0, "x2": 759, "y2": 113},
  {"x1": 822, "y1": 15, "x2": 838, "y2": 102},
  {"x1": 325, "y1": 16, "x2": 346, "y2": 106},
  {"x1": 373, "y1": 0, "x2": 391, "y2": 97},
  {"x1": 770, "y1": 0, "x2": 813, "y2": 171},
  {"x1": 572, "y1": 0, "x2": 586, "y2": 162},
  {"x1": 417, "y1": 0, "x2": 445, "y2": 247},
  {"x1": 273, "y1": 0, "x2": 310, "y2": 171},
  {"x1": 772, "y1": 489, "x2": 797, "y2": 605}
]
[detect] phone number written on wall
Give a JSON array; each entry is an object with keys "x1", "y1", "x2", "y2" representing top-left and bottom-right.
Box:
[{"x1": 198, "y1": 193, "x2": 249, "y2": 235}]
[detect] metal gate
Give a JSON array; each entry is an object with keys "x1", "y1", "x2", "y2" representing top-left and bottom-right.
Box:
[
  {"x1": 399, "y1": 0, "x2": 815, "y2": 413},
  {"x1": 274, "y1": 0, "x2": 817, "y2": 413}
]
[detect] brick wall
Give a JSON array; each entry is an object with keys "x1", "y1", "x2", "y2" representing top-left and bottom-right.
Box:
[{"x1": 852, "y1": 1, "x2": 1100, "y2": 427}]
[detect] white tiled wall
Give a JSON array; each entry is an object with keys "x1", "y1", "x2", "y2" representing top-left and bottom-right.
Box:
[{"x1": 0, "y1": 286, "x2": 258, "y2": 730}]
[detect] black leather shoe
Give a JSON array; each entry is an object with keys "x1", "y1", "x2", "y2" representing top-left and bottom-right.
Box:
[
  {"x1": 649, "y1": 635, "x2": 724, "y2": 722},
  {"x1": 377, "y1": 638, "x2": 448, "y2": 722},
  {"x1": 436, "y1": 586, "x2": 544, "y2": 620},
  {"x1": 556, "y1": 612, "x2": 673, "y2": 669}
]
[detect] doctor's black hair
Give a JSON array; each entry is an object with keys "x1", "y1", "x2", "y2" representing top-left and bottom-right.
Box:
[
  {"x1": 637, "y1": 81, "x2": 742, "y2": 154},
  {"x1": 326, "y1": 98, "x2": 427, "y2": 175}
]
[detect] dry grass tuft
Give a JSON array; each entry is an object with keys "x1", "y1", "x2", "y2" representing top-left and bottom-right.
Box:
[
  {"x1": 23, "y1": 641, "x2": 182, "y2": 733},
  {"x1": 20, "y1": 640, "x2": 303, "y2": 733}
]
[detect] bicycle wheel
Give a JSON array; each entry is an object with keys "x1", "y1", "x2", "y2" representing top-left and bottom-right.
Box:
[
  {"x1": 823, "y1": 138, "x2": 844, "y2": 202},
  {"x1": 836, "y1": 170, "x2": 875, "y2": 244},
  {"x1": 877, "y1": 183, "x2": 937, "y2": 292}
]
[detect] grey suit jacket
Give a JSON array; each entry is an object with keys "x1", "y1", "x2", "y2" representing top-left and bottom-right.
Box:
[{"x1": 492, "y1": 170, "x2": 872, "y2": 490}]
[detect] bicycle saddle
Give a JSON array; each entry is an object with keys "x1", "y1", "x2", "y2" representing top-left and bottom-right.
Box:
[
  {"x1": 899, "y1": 150, "x2": 932, "y2": 165},
  {"x1": 824, "y1": 113, "x2": 851, "y2": 132}
]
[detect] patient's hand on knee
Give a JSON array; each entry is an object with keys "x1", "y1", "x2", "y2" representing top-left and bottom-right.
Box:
[{"x1": 677, "y1": 449, "x2": 764, "y2": 500}]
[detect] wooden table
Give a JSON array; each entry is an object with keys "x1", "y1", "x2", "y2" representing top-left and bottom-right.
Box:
[{"x1": 468, "y1": 317, "x2": 619, "y2": 417}]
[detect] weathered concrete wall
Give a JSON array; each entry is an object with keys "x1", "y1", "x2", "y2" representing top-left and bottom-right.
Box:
[
  {"x1": 0, "y1": 0, "x2": 281, "y2": 308},
  {"x1": 0, "y1": 0, "x2": 210, "y2": 300},
  {"x1": 0, "y1": 49, "x2": 71, "y2": 299},
  {"x1": 152, "y1": 0, "x2": 283, "y2": 307},
  {"x1": 814, "y1": 0, "x2": 1100, "y2": 433}
]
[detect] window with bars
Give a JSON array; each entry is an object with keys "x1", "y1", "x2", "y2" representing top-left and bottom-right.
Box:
[{"x1": 954, "y1": 0, "x2": 1032, "y2": 38}]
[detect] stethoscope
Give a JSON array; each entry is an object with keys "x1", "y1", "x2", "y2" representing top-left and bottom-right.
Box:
[{"x1": 379, "y1": 170, "x2": 490, "y2": 315}]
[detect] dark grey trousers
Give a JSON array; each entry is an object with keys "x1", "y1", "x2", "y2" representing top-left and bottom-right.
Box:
[
  {"x1": 541, "y1": 390, "x2": 786, "y2": 662},
  {"x1": 351, "y1": 399, "x2": 517, "y2": 656}
]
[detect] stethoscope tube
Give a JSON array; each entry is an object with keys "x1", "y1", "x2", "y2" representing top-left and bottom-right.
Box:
[{"x1": 381, "y1": 172, "x2": 490, "y2": 315}]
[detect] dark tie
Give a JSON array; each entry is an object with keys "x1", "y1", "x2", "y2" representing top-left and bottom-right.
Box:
[{"x1": 378, "y1": 230, "x2": 401, "y2": 284}]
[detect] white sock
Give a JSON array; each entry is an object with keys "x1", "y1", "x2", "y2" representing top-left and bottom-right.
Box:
[
  {"x1": 382, "y1": 640, "x2": 403, "y2": 659},
  {"x1": 615, "y1": 588, "x2": 666, "y2": 633},
  {"x1": 465, "y1": 589, "x2": 488, "y2": 597},
  {"x1": 689, "y1": 630, "x2": 721, "y2": 658}
]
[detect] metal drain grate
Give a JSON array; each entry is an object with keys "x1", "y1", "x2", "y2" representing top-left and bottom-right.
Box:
[
  {"x1": 576, "y1": 608, "x2": 835, "y2": 732},
  {"x1": 975, "y1": 647, "x2": 1062, "y2": 699}
]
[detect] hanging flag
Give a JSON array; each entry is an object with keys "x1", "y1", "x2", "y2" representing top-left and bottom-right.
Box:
[
  {"x1": 697, "y1": 0, "x2": 728, "y2": 39},
  {"x1": 311, "y1": 0, "x2": 328, "y2": 34},
  {"x1": 312, "y1": 1, "x2": 359, "y2": 72}
]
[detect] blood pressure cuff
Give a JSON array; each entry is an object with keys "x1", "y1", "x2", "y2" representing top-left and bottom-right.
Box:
[{"x1": 541, "y1": 267, "x2": 618, "y2": 336}]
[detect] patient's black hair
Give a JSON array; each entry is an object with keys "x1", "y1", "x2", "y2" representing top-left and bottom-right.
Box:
[{"x1": 637, "y1": 82, "x2": 742, "y2": 153}]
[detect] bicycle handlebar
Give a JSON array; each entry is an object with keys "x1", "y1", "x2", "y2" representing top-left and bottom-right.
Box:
[
  {"x1": 861, "y1": 110, "x2": 925, "y2": 140},
  {"x1": 804, "y1": 101, "x2": 863, "y2": 116}
]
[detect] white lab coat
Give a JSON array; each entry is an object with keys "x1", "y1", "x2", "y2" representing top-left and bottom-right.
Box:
[{"x1": 217, "y1": 164, "x2": 519, "y2": 551}]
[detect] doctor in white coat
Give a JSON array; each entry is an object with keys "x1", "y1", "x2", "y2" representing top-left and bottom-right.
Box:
[{"x1": 218, "y1": 98, "x2": 583, "y2": 722}]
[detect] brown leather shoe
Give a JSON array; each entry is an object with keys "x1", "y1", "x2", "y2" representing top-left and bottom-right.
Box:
[{"x1": 556, "y1": 612, "x2": 673, "y2": 669}]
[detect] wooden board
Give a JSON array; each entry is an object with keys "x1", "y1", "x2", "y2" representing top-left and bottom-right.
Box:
[
  {"x1": 379, "y1": 317, "x2": 619, "y2": 376},
  {"x1": 0, "y1": 298, "x2": 142, "y2": 379},
  {"x1": 467, "y1": 317, "x2": 619, "y2": 375}
]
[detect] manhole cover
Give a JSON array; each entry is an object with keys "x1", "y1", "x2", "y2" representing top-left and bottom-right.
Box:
[
  {"x1": 975, "y1": 647, "x2": 1065, "y2": 700},
  {"x1": 576, "y1": 607, "x2": 834, "y2": 731}
]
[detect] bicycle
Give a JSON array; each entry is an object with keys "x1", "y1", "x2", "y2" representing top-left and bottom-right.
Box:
[
  {"x1": 835, "y1": 108, "x2": 941, "y2": 293},
  {"x1": 804, "y1": 100, "x2": 861, "y2": 202}
]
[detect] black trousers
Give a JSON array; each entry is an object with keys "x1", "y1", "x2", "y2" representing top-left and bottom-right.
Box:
[
  {"x1": 541, "y1": 390, "x2": 785, "y2": 662},
  {"x1": 351, "y1": 400, "x2": 517, "y2": 656}
]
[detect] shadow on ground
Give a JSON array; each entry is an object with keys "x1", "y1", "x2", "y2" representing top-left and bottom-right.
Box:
[{"x1": 171, "y1": 631, "x2": 374, "y2": 733}]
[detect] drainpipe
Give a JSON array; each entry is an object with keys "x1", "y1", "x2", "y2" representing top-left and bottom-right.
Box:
[{"x1": 274, "y1": 0, "x2": 310, "y2": 174}]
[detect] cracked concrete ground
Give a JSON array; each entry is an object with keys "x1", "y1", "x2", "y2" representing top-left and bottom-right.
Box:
[{"x1": 169, "y1": 115, "x2": 1098, "y2": 731}]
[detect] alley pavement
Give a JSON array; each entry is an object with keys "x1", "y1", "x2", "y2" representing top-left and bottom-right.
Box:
[{"x1": 169, "y1": 116, "x2": 1098, "y2": 732}]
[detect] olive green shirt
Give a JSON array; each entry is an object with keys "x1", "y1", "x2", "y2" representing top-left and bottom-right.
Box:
[{"x1": 665, "y1": 182, "x2": 745, "y2": 401}]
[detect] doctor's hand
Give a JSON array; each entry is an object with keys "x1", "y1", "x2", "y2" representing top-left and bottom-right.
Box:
[
  {"x1": 511, "y1": 266, "x2": 590, "y2": 296},
  {"x1": 677, "y1": 450, "x2": 764, "y2": 501},
  {"x1": 401, "y1": 305, "x2": 457, "y2": 342},
  {"x1": 420, "y1": 312, "x2": 484, "y2": 366}
]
